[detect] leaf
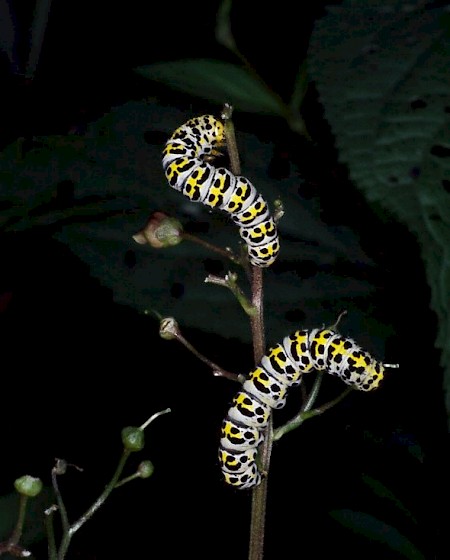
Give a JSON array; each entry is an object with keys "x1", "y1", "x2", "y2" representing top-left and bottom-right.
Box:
[
  {"x1": 308, "y1": 0, "x2": 450, "y2": 422},
  {"x1": 215, "y1": 0, "x2": 237, "y2": 53},
  {"x1": 330, "y1": 509, "x2": 425, "y2": 559},
  {"x1": 0, "y1": 100, "x2": 388, "y2": 344},
  {"x1": 361, "y1": 474, "x2": 417, "y2": 524},
  {"x1": 135, "y1": 58, "x2": 286, "y2": 116}
]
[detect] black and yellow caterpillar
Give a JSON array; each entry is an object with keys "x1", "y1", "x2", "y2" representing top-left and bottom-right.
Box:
[
  {"x1": 219, "y1": 327, "x2": 396, "y2": 489},
  {"x1": 162, "y1": 115, "x2": 280, "y2": 267}
]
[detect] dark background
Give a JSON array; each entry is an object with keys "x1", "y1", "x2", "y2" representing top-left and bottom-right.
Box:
[{"x1": 1, "y1": 1, "x2": 448, "y2": 559}]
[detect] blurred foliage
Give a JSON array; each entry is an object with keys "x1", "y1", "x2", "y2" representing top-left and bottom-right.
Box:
[
  {"x1": 0, "y1": 100, "x2": 389, "y2": 346},
  {"x1": 329, "y1": 509, "x2": 424, "y2": 559},
  {"x1": 307, "y1": 0, "x2": 450, "y2": 422},
  {"x1": 136, "y1": 59, "x2": 286, "y2": 116}
]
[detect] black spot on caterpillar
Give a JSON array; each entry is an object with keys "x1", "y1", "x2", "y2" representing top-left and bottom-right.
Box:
[
  {"x1": 162, "y1": 115, "x2": 280, "y2": 267},
  {"x1": 219, "y1": 327, "x2": 398, "y2": 489}
]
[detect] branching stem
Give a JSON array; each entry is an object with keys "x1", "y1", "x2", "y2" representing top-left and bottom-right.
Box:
[{"x1": 159, "y1": 317, "x2": 243, "y2": 382}]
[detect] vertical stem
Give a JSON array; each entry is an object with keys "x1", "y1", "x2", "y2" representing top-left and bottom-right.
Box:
[
  {"x1": 45, "y1": 506, "x2": 58, "y2": 560},
  {"x1": 248, "y1": 266, "x2": 270, "y2": 560},
  {"x1": 249, "y1": 471, "x2": 269, "y2": 560},
  {"x1": 223, "y1": 106, "x2": 270, "y2": 560},
  {"x1": 8, "y1": 494, "x2": 28, "y2": 546},
  {"x1": 249, "y1": 267, "x2": 265, "y2": 360}
]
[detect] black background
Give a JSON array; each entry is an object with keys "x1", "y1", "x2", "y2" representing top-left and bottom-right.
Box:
[{"x1": 1, "y1": 1, "x2": 448, "y2": 559}]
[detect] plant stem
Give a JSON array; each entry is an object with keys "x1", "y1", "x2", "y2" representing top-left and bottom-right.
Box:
[
  {"x1": 182, "y1": 232, "x2": 240, "y2": 264},
  {"x1": 8, "y1": 494, "x2": 28, "y2": 547},
  {"x1": 159, "y1": 317, "x2": 243, "y2": 382},
  {"x1": 69, "y1": 451, "x2": 131, "y2": 534},
  {"x1": 45, "y1": 505, "x2": 58, "y2": 560},
  {"x1": 55, "y1": 451, "x2": 131, "y2": 560},
  {"x1": 248, "y1": 266, "x2": 269, "y2": 560},
  {"x1": 223, "y1": 104, "x2": 269, "y2": 560},
  {"x1": 249, "y1": 267, "x2": 265, "y2": 360}
]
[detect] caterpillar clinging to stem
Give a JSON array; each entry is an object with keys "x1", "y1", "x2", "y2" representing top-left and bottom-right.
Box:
[
  {"x1": 162, "y1": 114, "x2": 280, "y2": 267},
  {"x1": 219, "y1": 327, "x2": 399, "y2": 489}
]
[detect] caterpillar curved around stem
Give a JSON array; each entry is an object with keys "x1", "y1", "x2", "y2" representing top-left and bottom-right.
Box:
[
  {"x1": 162, "y1": 115, "x2": 280, "y2": 267},
  {"x1": 219, "y1": 327, "x2": 398, "y2": 489}
]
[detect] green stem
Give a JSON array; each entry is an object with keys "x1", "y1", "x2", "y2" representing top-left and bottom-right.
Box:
[
  {"x1": 56, "y1": 450, "x2": 131, "y2": 560},
  {"x1": 205, "y1": 272, "x2": 257, "y2": 317},
  {"x1": 8, "y1": 494, "x2": 28, "y2": 546},
  {"x1": 51, "y1": 463, "x2": 70, "y2": 558},
  {"x1": 273, "y1": 382, "x2": 353, "y2": 441},
  {"x1": 69, "y1": 450, "x2": 130, "y2": 534},
  {"x1": 45, "y1": 506, "x2": 58, "y2": 560}
]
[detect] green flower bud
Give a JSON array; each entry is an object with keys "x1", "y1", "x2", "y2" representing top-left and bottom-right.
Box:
[
  {"x1": 121, "y1": 427, "x2": 145, "y2": 451},
  {"x1": 133, "y1": 212, "x2": 183, "y2": 248},
  {"x1": 14, "y1": 475, "x2": 43, "y2": 497},
  {"x1": 137, "y1": 460, "x2": 154, "y2": 479}
]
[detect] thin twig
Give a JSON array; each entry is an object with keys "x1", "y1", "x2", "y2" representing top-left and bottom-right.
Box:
[
  {"x1": 159, "y1": 317, "x2": 243, "y2": 382},
  {"x1": 205, "y1": 273, "x2": 257, "y2": 317},
  {"x1": 182, "y1": 232, "x2": 240, "y2": 265},
  {"x1": 273, "y1": 382, "x2": 354, "y2": 441}
]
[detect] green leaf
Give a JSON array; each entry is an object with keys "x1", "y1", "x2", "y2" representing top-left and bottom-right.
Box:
[
  {"x1": 361, "y1": 474, "x2": 417, "y2": 524},
  {"x1": 0, "y1": 100, "x2": 390, "y2": 344},
  {"x1": 135, "y1": 58, "x2": 286, "y2": 116},
  {"x1": 330, "y1": 509, "x2": 425, "y2": 559},
  {"x1": 215, "y1": 0, "x2": 237, "y2": 53},
  {"x1": 308, "y1": 0, "x2": 450, "y2": 424}
]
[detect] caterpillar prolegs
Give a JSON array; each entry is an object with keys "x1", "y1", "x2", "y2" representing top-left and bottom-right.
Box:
[
  {"x1": 162, "y1": 115, "x2": 280, "y2": 267},
  {"x1": 219, "y1": 328, "x2": 397, "y2": 489}
]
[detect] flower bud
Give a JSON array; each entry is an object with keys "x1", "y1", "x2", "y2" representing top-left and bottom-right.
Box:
[
  {"x1": 137, "y1": 460, "x2": 154, "y2": 479},
  {"x1": 159, "y1": 317, "x2": 180, "y2": 340},
  {"x1": 133, "y1": 212, "x2": 183, "y2": 248},
  {"x1": 14, "y1": 475, "x2": 43, "y2": 498},
  {"x1": 121, "y1": 427, "x2": 145, "y2": 451}
]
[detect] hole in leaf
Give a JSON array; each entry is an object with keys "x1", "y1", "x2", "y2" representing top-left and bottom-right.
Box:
[
  {"x1": 284, "y1": 308, "x2": 306, "y2": 323},
  {"x1": 143, "y1": 130, "x2": 168, "y2": 145},
  {"x1": 170, "y1": 282, "x2": 185, "y2": 299},
  {"x1": 124, "y1": 250, "x2": 136, "y2": 269},
  {"x1": 410, "y1": 98, "x2": 427, "y2": 110},
  {"x1": 430, "y1": 145, "x2": 450, "y2": 158},
  {"x1": 428, "y1": 213, "x2": 441, "y2": 222},
  {"x1": 409, "y1": 167, "x2": 421, "y2": 179},
  {"x1": 203, "y1": 258, "x2": 224, "y2": 275}
]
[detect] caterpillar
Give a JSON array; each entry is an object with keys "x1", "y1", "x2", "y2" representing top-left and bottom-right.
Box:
[
  {"x1": 219, "y1": 327, "x2": 397, "y2": 489},
  {"x1": 162, "y1": 115, "x2": 280, "y2": 267}
]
